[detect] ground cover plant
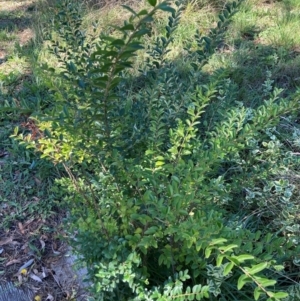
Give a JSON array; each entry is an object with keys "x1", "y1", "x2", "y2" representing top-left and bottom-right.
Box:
[{"x1": 2, "y1": 0, "x2": 300, "y2": 300}]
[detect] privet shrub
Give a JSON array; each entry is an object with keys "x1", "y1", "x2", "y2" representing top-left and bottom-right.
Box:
[{"x1": 14, "y1": 0, "x2": 300, "y2": 300}]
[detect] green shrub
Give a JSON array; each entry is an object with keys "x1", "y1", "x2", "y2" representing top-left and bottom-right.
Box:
[{"x1": 13, "y1": 0, "x2": 300, "y2": 300}]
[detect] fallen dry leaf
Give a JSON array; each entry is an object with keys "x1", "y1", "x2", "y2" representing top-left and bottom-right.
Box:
[
  {"x1": 23, "y1": 218, "x2": 35, "y2": 228},
  {"x1": 41, "y1": 266, "x2": 48, "y2": 278},
  {"x1": 29, "y1": 273, "x2": 43, "y2": 283},
  {"x1": 21, "y1": 242, "x2": 28, "y2": 251},
  {"x1": 5, "y1": 259, "x2": 21, "y2": 267},
  {"x1": 18, "y1": 222, "x2": 25, "y2": 234},
  {"x1": 18, "y1": 273, "x2": 23, "y2": 284},
  {"x1": 39, "y1": 239, "x2": 45, "y2": 251},
  {"x1": 18, "y1": 258, "x2": 34, "y2": 273},
  {"x1": 45, "y1": 294, "x2": 54, "y2": 301},
  {"x1": 6, "y1": 259, "x2": 21, "y2": 266},
  {"x1": 0, "y1": 237, "x2": 13, "y2": 246}
]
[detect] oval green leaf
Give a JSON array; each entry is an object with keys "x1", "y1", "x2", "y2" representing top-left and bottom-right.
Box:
[
  {"x1": 246, "y1": 262, "x2": 268, "y2": 275},
  {"x1": 223, "y1": 262, "x2": 234, "y2": 276},
  {"x1": 147, "y1": 0, "x2": 157, "y2": 7}
]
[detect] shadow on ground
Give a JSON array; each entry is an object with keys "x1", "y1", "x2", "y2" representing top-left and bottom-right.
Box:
[
  {"x1": 0, "y1": 1, "x2": 36, "y2": 62},
  {"x1": 0, "y1": 2, "x2": 36, "y2": 31}
]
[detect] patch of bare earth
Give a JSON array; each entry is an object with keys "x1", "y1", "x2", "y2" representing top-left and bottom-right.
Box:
[
  {"x1": 0, "y1": 50, "x2": 5, "y2": 61},
  {"x1": 0, "y1": 1, "x2": 35, "y2": 65},
  {"x1": 0, "y1": 210, "x2": 89, "y2": 300},
  {"x1": 0, "y1": 1, "x2": 34, "y2": 12},
  {"x1": 18, "y1": 28, "x2": 34, "y2": 46}
]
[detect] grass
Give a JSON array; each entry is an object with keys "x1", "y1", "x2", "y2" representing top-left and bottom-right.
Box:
[
  {"x1": 199, "y1": 0, "x2": 300, "y2": 106},
  {"x1": 0, "y1": 29, "x2": 17, "y2": 41},
  {"x1": 105, "y1": 0, "x2": 300, "y2": 106},
  {"x1": 0, "y1": 0, "x2": 300, "y2": 299},
  {"x1": 0, "y1": 1, "x2": 70, "y2": 299}
]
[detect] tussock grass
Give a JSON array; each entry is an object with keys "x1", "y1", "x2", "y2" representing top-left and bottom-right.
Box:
[{"x1": 260, "y1": 12, "x2": 300, "y2": 48}]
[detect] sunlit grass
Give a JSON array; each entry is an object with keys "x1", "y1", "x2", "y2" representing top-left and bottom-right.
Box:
[
  {"x1": 259, "y1": 10, "x2": 300, "y2": 49},
  {"x1": 0, "y1": 29, "x2": 17, "y2": 41},
  {"x1": 0, "y1": 54, "x2": 29, "y2": 75}
]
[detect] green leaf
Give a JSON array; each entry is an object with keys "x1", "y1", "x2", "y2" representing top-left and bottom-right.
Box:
[
  {"x1": 147, "y1": 0, "x2": 157, "y2": 7},
  {"x1": 266, "y1": 233, "x2": 272, "y2": 243},
  {"x1": 223, "y1": 262, "x2": 234, "y2": 276},
  {"x1": 111, "y1": 39, "x2": 125, "y2": 47},
  {"x1": 158, "y1": 254, "x2": 164, "y2": 266},
  {"x1": 233, "y1": 254, "x2": 255, "y2": 263},
  {"x1": 121, "y1": 5, "x2": 137, "y2": 16},
  {"x1": 131, "y1": 29, "x2": 150, "y2": 39},
  {"x1": 216, "y1": 255, "x2": 224, "y2": 267},
  {"x1": 158, "y1": 3, "x2": 176, "y2": 13},
  {"x1": 155, "y1": 161, "x2": 164, "y2": 167},
  {"x1": 205, "y1": 247, "x2": 212, "y2": 258},
  {"x1": 237, "y1": 274, "x2": 252, "y2": 290},
  {"x1": 254, "y1": 287, "x2": 263, "y2": 301},
  {"x1": 254, "y1": 276, "x2": 276, "y2": 287},
  {"x1": 255, "y1": 231, "x2": 261, "y2": 240},
  {"x1": 127, "y1": 42, "x2": 144, "y2": 50},
  {"x1": 209, "y1": 238, "x2": 227, "y2": 246},
  {"x1": 219, "y1": 244, "x2": 238, "y2": 252},
  {"x1": 144, "y1": 226, "x2": 158, "y2": 235},
  {"x1": 120, "y1": 24, "x2": 135, "y2": 31},
  {"x1": 137, "y1": 9, "x2": 148, "y2": 16},
  {"x1": 219, "y1": 14, "x2": 225, "y2": 22},
  {"x1": 267, "y1": 291, "x2": 274, "y2": 298},
  {"x1": 228, "y1": 256, "x2": 240, "y2": 265},
  {"x1": 223, "y1": 10, "x2": 229, "y2": 18},
  {"x1": 203, "y1": 37, "x2": 212, "y2": 45},
  {"x1": 14, "y1": 126, "x2": 19, "y2": 135},
  {"x1": 271, "y1": 292, "x2": 289, "y2": 299},
  {"x1": 245, "y1": 262, "x2": 268, "y2": 275},
  {"x1": 273, "y1": 265, "x2": 284, "y2": 271},
  {"x1": 44, "y1": 128, "x2": 52, "y2": 138}
]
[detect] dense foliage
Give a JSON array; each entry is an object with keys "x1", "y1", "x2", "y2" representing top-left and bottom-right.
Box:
[{"x1": 14, "y1": 0, "x2": 300, "y2": 300}]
